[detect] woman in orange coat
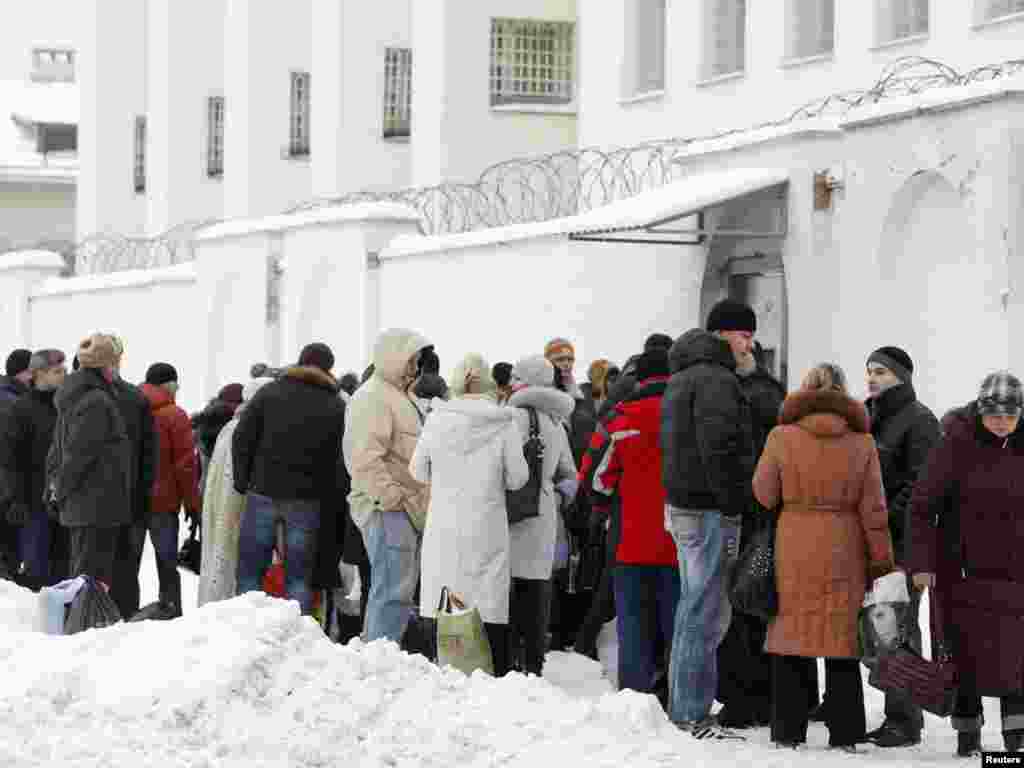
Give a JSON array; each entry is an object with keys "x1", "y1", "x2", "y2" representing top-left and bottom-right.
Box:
[{"x1": 752, "y1": 363, "x2": 894, "y2": 752}]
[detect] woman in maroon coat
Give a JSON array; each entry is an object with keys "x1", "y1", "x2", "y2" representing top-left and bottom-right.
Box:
[{"x1": 908, "y1": 371, "x2": 1024, "y2": 757}]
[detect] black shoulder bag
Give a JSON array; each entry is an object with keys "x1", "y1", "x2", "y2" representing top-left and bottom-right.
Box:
[{"x1": 507, "y1": 407, "x2": 542, "y2": 525}]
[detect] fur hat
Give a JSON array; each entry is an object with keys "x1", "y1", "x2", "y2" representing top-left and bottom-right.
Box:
[
  {"x1": 544, "y1": 337, "x2": 575, "y2": 362},
  {"x1": 145, "y1": 362, "x2": 178, "y2": 386},
  {"x1": 298, "y1": 342, "x2": 335, "y2": 373},
  {"x1": 867, "y1": 346, "x2": 914, "y2": 384},
  {"x1": 634, "y1": 348, "x2": 670, "y2": 381},
  {"x1": 5, "y1": 349, "x2": 31, "y2": 377},
  {"x1": 77, "y1": 334, "x2": 119, "y2": 370},
  {"x1": 706, "y1": 299, "x2": 757, "y2": 334},
  {"x1": 977, "y1": 370, "x2": 1023, "y2": 417},
  {"x1": 513, "y1": 355, "x2": 556, "y2": 389},
  {"x1": 643, "y1": 333, "x2": 674, "y2": 353},
  {"x1": 28, "y1": 349, "x2": 65, "y2": 373}
]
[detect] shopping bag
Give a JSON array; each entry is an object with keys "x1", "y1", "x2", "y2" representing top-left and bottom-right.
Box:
[
  {"x1": 64, "y1": 576, "x2": 122, "y2": 635},
  {"x1": 728, "y1": 512, "x2": 777, "y2": 621},
  {"x1": 177, "y1": 515, "x2": 201, "y2": 575},
  {"x1": 858, "y1": 571, "x2": 910, "y2": 668},
  {"x1": 436, "y1": 587, "x2": 494, "y2": 676}
]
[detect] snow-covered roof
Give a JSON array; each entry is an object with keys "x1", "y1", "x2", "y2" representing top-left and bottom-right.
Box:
[
  {"x1": 0, "y1": 79, "x2": 78, "y2": 183},
  {"x1": 383, "y1": 167, "x2": 789, "y2": 258}
]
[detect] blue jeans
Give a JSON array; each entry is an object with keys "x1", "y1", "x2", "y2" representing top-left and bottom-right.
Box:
[
  {"x1": 613, "y1": 565, "x2": 680, "y2": 694},
  {"x1": 236, "y1": 493, "x2": 320, "y2": 614},
  {"x1": 666, "y1": 506, "x2": 741, "y2": 724},
  {"x1": 361, "y1": 508, "x2": 421, "y2": 643},
  {"x1": 17, "y1": 507, "x2": 53, "y2": 586}
]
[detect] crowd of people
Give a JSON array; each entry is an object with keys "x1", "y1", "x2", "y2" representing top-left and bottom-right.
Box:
[{"x1": 1, "y1": 297, "x2": 1023, "y2": 757}]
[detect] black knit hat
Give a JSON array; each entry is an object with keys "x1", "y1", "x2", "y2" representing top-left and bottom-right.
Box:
[
  {"x1": 706, "y1": 299, "x2": 757, "y2": 334},
  {"x1": 298, "y1": 342, "x2": 335, "y2": 373},
  {"x1": 145, "y1": 362, "x2": 179, "y2": 386},
  {"x1": 492, "y1": 362, "x2": 514, "y2": 388},
  {"x1": 634, "y1": 348, "x2": 670, "y2": 381},
  {"x1": 867, "y1": 346, "x2": 914, "y2": 384},
  {"x1": 5, "y1": 349, "x2": 31, "y2": 377},
  {"x1": 643, "y1": 333, "x2": 674, "y2": 353},
  {"x1": 339, "y1": 372, "x2": 359, "y2": 396}
]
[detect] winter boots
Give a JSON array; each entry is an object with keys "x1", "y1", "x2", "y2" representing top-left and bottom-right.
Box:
[{"x1": 957, "y1": 731, "x2": 982, "y2": 757}]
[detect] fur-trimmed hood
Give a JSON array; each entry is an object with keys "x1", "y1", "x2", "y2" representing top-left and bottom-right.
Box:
[
  {"x1": 507, "y1": 385, "x2": 575, "y2": 421},
  {"x1": 423, "y1": 397, "x2": 519, "y2": 455},
  {"x1": 372, "y1": 328, "x2": 433, "y2": 389},
  {"x1": 284, "y1": 365, "x2": 339, "y2": 393},
  {"x1": 780, "y1": 388, "x2": 870, "y2": 437}
]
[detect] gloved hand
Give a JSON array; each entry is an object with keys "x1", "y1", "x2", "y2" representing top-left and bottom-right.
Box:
[
  {"x1": 555, "y1": 477, "x2": 578, "y2": 503},
  {"x1": 6, "y1": 502, "x2": 29, "y2": 526}
]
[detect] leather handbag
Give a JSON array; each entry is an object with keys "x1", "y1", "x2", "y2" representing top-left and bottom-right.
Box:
[
  {"x1": 729, "y1": 509, "x2": 778, "y2": 621},
  {"x1": 506, "y1": 407, "x2": 542, "y2": 525},
  {"x1": 869, "y1": 587, "x2": 957, "y2": 717}
]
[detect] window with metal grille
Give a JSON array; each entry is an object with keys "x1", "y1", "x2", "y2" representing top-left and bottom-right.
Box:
[
  {"x1": 877, "y1": 0, "x2": 929, "y2": 42},
  {"x1": 134, "y1": 116, "x2": 146, "y2": 194},
  {"x1": 785, "y1": 0, "x2": 835, "y2": 59},
  {"x1": 36, "y1": 123, "x2": 77, "y2": 154},
  {"x1": 383, "y1": 48, "x2": 412, "y2": 139},
  {"x1": 207, "y1": 96, "x2": 225, "y2": 177},
  {"x1": 623, "y1": 0, "x2": 666, "y2": 95},
  {"x1": 704, "y1": 0, "x2": 746, "y2": 78},
  {"x1": 289, "y1": 72, "x2": 311, "y2": 157},
  {"x1": 977, "y1": 0, "x2": 1024, "y2": 21},
  {"x1": 489, "y1": 18, "x2": 574, "y2": 106},
  {"x1": 31, "y1": 48, "x2": 75, "y2": 83}
]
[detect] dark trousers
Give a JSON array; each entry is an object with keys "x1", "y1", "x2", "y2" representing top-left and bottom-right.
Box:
[
  {"x1": 772, "y1": 654, "x2": 866, "y2": 747},
  {"x1": 0, "y1": 518, "x2": 18, "y2": 578},
  {"x1": 110, "y1": 521, "x2": 146, "y2": 619},
  {"x1": 575, "y1": 525, "x2": 617, "y2": 654},
  {"x1": 510, "y1": 577, "x2": 552, "y2": 675},
  {"x1": 881, "y1": 577, "x2": 924, "y2": 735},
  {"x1": 69, "y1": 525, "x2": 120, "y2": 588},
  {"x1": 17, "y1": 509, "x2": 52, "y2": 586},
  {"x1": 144, "y1": 513, "x2": 182, "y2": 610},
  {"x1": 612, "y1": 565, "x2": 679, "y2": 693},
  {"x1": 717, "y1": 612, "x2": 772, "y2": 719},
  {"x1": 953, "y1": 692, "x2": 1024, "y2": 734}
]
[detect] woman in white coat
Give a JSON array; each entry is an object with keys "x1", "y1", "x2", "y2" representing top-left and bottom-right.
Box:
[
  {"x1": 410, "y1": 353, "x2": 529, "y2": 676},
  {"x1": 505, "y1": 355, "x2": 578, "y2": 676}
]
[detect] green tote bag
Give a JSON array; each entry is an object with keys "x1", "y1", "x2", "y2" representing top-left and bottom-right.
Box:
[{"x1": 436, "y1": 587, "x2": 494, "y2": 676}]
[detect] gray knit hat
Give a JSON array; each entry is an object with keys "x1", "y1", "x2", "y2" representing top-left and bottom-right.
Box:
[
  {"x1": 512, "y1": 355, "x2": 556, "y2": 388},
  {"x1": 977, "y1": 370, "x2": 1024, "y2": 417}
]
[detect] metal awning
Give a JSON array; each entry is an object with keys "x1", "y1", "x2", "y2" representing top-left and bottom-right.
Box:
[{"x1": 567, "y1": 167, "x2": 789, "y2": 245}]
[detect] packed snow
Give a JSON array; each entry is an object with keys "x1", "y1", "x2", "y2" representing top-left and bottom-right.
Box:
[{"x1": 0, "y1": 535, "x2": 1009, "y2": 766}]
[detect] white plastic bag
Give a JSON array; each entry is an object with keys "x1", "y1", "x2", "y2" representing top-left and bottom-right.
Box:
[{"x1": 860, "y1": 571, "x2": 911, "y2": 666}]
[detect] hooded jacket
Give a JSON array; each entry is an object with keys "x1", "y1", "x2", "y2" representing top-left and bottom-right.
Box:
[
  {"x1": 411, "y1": 398, "x2": 528, "y2": 622},
  {"x1": 232, "y1": 365, "x2": 346, "y2": 500},
  {"x1": 0, "y1": 387, "x2": 58, "y2": 521},
  {"x1": 142, "y1": 383, "x2": 201, "y2": 515},
  {"x1": 661, "y1": 330, "x2": 755, "y2": 517},
  {"x1": 46, "y1": 369, "x2": 133, "y2": 528},
  {"x1": 343, "y1": 328, "x2": 433, "y2": 531}
]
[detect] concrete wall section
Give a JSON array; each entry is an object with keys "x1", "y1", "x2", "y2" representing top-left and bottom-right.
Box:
[{"x1": 0, "y1": 182, "x2": 76, "y2": 251}]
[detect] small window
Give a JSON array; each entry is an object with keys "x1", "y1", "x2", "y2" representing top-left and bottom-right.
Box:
[
  {"x1": 704, "y1": 0, "x2": 747, "y2": 78},
  {"x1": 133, "y1": 116, "x2": 146, "y2": 194},
  {"x1": 623, "y1": 0, "x2": 666, "y2": 96},
  {"x1": 36, "y1": 123, "x2": 77, "y2": 154},
  {"x1": 877, "y1": 0, "x2": 929, "y2": 42},
  {"x1": 976, "y1": 0, "x2": 1024, "y2": 22},
  {"x1": 207, "y1": 96, "x2": 225, "y2": 177},
  {"x1": 289, "y1": 72, "x2": 311, "y2": 157},
  {"x1": 31, "y1": 48, "x2": 75, "y2": 83},
  {"x1": 785, "y1": 0, "x2": 835, "y2": 60},
  {"x1": 383, "y1": 48, "x2": 412, "y2": 139},
  {"x1": 490, "y1": 18, "x2": 575, "y2": 106}
]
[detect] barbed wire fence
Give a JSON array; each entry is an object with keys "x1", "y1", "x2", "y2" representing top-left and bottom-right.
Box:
[{"x1": 8, "y1": 55, "x2": 1021, "y2": 275}]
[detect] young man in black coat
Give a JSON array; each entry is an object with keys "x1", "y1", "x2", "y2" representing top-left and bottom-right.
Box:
[
  {"x1": 232, "y1": 342, "x2": 346, "y2": 615},
  {"x1": 0, "y1": 349, "x2": 32, "y2": 578}
]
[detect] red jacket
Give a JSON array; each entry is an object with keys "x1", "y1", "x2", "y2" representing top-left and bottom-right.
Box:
[
  {"x1": 593, "y1": 377, "x2": 676, "y2": 566},
  {"x1": 142, "y1": 384, "x2": 201, "y2": 515}
]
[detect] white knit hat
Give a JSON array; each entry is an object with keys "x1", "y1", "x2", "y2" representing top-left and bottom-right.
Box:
[{"x1": 512, "y1": 355, "x2": 555, "y2": 389}]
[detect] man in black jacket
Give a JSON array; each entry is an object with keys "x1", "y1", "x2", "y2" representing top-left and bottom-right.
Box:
[
  {"x1": 860, "y1": 346, "x2": 940, "y2": 748},
  {"x1": 233, "y1": 342, "x2": 346, "y2": 615},
  {"x1": 47, "y1": 335, "x2": 133, "y2": 589},
  {"x1": 661, "y1": 300, "x2": 756, "y2": 740},
  {"x1": 0, "y1": 349, "x2": 32, "y2": 578}
]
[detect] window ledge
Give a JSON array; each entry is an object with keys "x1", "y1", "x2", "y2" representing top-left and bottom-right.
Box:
[
  {"x1": 695, "y1": 70, "x2": 745, "y2": 88},
  {"x1": 382, "y1": 135, "x2": 411, "y2": 144},
  {"x1": 971, "y1": 10, "x2": 1024, "y2": 29},
  {"x1": 490, "y1": 103, "x2": 577, "y2": 115},
  {"x1": 870, "y1": 32, "x2": 929, "y2": 51},
  {"x1": 618, "y1": 89, "x2": 666, "y2": 107},
  {"x1": 780, "y1": 52, "x2": 834, "y2": 69}
]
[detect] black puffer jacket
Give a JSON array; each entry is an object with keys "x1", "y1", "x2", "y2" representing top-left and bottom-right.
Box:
[
  {"x1": 738, "y1": 365, "x2": 786, "y2": 461},
  {"x1": 866, "y1": 383, "x2": 940, "y2": 563},
  {"x1": 661, "y1": 330, "x2": 755, "y2": 518},
  {"x1": 111, "y1": 378, "x2": 157, "y2": 522},
  {"x1": 47, "y1": 369, "x2": 133, "y2": 528},
  {"x1": 232, "y1": 366, "x2": 346, "y2": 500},
  {"x1": 0, "y1": 388, "x2": 58, "y2": 520}
]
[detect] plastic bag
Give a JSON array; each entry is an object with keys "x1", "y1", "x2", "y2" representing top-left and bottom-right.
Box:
[
  {"x1": 64, "y1": 576, "x2": 122, "y2": 635},
  {"x1": 129, "y1": 601, "x2": 180, "y2": 622},
  {"x1": 436, "y1": 587, "x2": 494, "y2": 676},
  {"x1": 859, "y1": 571, "x2": 911, "y2": 668}
]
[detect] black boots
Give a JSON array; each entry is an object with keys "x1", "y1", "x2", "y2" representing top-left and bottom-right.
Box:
[
  {"x1": 1005, "y1": 729, "x2": 1024, "y2": 752},
  {"x1": 957, "y1": 731, "x2": 982, "y2": 757}
]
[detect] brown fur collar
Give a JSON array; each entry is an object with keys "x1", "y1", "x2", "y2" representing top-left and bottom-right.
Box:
[
  {"x1": 780, "y1": 388, "x2": 870, "y2": 434},
  {"x1": 285, "y1": 365, "x2": 339, "y2": 393}
]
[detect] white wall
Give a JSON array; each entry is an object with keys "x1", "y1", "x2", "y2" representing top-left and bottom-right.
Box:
[
  {"x1": 0, "y1": 0, "x2": 83, "y2": 82},
  {"x1": 0, "y1": 182, "x2": 75, "y2": 251},
  {"x1": 578, "y1": 0, "x2": 1024, "y2": 150}
]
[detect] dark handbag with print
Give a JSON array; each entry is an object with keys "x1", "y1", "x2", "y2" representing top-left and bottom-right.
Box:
[
  {"x1": 728, "y1": 508, "x2": 778, "y2": 621},
  {"x1": 869, "y1": 587, "x2": 957, "y2": 717},
  {"x1": 507, "y1": 407, "x2": 542, "y2": 525}
]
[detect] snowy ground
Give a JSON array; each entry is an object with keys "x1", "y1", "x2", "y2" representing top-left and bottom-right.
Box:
[{"x1": 0, "y1": 529, "x2": 1008, "y2": 765}]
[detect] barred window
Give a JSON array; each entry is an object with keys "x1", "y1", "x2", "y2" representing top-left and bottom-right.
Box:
[
  {"x1": 383, "y1": 48, "x2": 412, "y2": 139},
  {"x1": 624, "y1": 0, "x2": 666, "y2": 95},
  {"x1": 876, "y1": 0, "x2": 929, "y2": 42},
  {"x1": 31, "y1": 48, "x2": 75, "y2": 83},
  {"x1": 207, "y1": 96, "x2": 225, "y2": 177},
  {"x1": 704, "y1": 0, "x2": 746, "y2": 78},
  {"x1": 785, "y1": 0, "x2": 835, "y2": 60},
  {"x1": 289, "y1": 72, "x2": 311, "y2": 157},
  {"x1": 36, "y1": 124, "x2": 77, "y2": 154},
  {"x1": 489, "y1": 18, "x2": 574, "y2": 106},
  {"x1": 133, "y1": 116, "x2": 146, "y2": 194},
  {"x1": 977, "y1": 0, "x2": 1024, "y2": 21}
]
